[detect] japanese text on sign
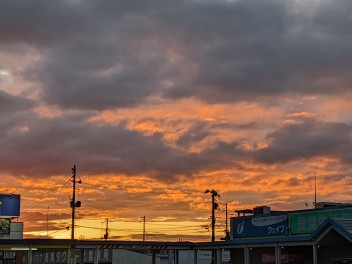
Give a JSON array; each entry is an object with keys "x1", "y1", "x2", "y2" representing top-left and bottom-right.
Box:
[{"x1": 290, "y1": 208, "x2": 352, "y2": 234}]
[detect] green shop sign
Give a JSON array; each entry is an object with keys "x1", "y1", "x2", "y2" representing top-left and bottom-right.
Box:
[{"x1": 290, "y1": 208, "x2": 352, "y2": 235}]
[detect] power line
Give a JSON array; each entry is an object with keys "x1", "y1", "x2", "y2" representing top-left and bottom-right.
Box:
[
  {"x1": 81, "y1": 182, "x2": 125, "y2": 191},
  {"x1": 21, "y1": 196, "x2": 69, "y2": 222},
  {"x1": 20, "y1": 169, "x2": 76, "y2": 239},
  {"x1": 49, "y1": 228, "x2": 70, "y2": 238},
  {"x1": 21, "y1": 170, "x2": 72, "y2": 209}
]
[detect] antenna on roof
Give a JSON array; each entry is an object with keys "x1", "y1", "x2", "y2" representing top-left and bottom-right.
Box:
[
  {"x1": 304, "y1": 172, "x2": 318, "y2": 209},
  {"x1": 314, "y1": 172, "x2": 317, "y2": 209}
]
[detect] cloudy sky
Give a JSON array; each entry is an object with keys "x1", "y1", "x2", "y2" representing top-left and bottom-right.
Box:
[{"x1": 1, "y1": 0, "x2": 352, "y2": 241}]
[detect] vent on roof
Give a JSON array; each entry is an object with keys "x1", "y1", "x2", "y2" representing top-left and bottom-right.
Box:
[{"x1": 253, "y1": 206, "x2": 271, "y2": 215}]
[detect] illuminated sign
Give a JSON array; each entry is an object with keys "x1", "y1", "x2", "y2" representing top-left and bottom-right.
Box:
[
  {"x1": 0, "y1": 194, "x2": 21, "y2": 217},
  {"x1": 290, "y1": 207, "x2": 352, "y2": 235},
  {"x1": 232, "y1": 215, "x2": 288, "y2": 238},
  {"x1": 262, "y1": 254, "x2": 306, "y2": 263},
  {"x1": 0, "y1": 218, "x2": 10, "y2": 234}
]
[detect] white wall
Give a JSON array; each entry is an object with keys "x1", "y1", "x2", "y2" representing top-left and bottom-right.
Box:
[
  {"x1": 113, "y1": 249, "x2": 152, "y2": 264},
  {"x1": 178, "y1": 250, "x2": 212, "y2": 264}
]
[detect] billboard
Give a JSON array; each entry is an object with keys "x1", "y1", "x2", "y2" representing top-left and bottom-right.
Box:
[
  {"x1": 232, "y1": 214, "x2": 288, "y2": 238},
  {"x1": 290, "y1": 207, "x2": 352, "y2": 235},
  {"x1": 0, "y1": 194, "x2": 21, "y2": 217}
]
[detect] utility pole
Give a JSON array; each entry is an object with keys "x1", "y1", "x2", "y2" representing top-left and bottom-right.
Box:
[
  {"x1": 47, "y1": 206, "x2": 49, "y2": 238},
  {"x1": 70, "y1": 165, "x2": 82, "y2": 240},
  {"x1": 141, "y1": 216, "x2": 146, "y2": 242},
  {"x1": 314, "y1": 172, "x2": 317, "y2": 209},
  {"x1": 225, "y1": 203, "x2": 229, "y2": 240},
  {"x1": 104, "y1": 218, "x2": 109, "y2": 240},
  {"x1": 211, "y1": 193, "x2": 215, "y2": 242},
  {"x1": 205, "y1": 189, "x2": 220, "y2": 264},
  {"x1": 71, "y1": 165, "x2": 76, "y2": 240},
  {"x1": 205, "y1": 189, "x2": 220, "y2": 242}
]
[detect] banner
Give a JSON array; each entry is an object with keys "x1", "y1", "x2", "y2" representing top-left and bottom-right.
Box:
[
  {"x1": 290, "y1": 207, "x2": 352, "y2": 235},
  {"x1": 232, "y1": 215, "x2": 288, "y2": 238}
]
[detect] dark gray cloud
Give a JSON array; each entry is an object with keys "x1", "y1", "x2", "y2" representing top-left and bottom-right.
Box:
[
  {"x1": 0, "y1": 92, "x2": 34, "y2": 136},
  {"x1": 175, "y1": 123, "x2": 213, "y2": 149},
  {"x1": 1, "y1": 0, "x2": 352, "y2": 110},
  {"x1": 254, "y1": 120, "x2": 352, "y2": 164},
  {"x1": 0, "y1": 91, "x2": 33, "y2": 114},
  {"x1": 173, "y1": 0, "x2": 352, "y2": 102}
]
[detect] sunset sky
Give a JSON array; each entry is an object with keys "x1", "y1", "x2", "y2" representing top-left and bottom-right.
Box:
[{"x1": 1, "y1": 0, "x2": 352, "y2": 242}]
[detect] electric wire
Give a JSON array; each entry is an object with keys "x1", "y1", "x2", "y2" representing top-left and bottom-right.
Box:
[
  {"x1": 21, "y1": 195, "x2": 69, "y2": 222},
  {"x1": 20, "y1": 169, "x2": 73, "y2": 223},
  {"x1": 49, "y1": 228, "x2": 70, "y2": 238},
  {"x1": 21, "y1": 170, "x2": 72, "y2": 209}
]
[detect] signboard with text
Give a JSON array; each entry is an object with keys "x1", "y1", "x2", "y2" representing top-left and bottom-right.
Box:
[
  {"x1": 22, "y1": 249, "x2": 112, "y2": 264},
  {"x1": 290, "y1": 207, "x2": 352, "y2": 235},
  {"x1": 232, "y1": 214, "x2": 288, "y2": 238}
]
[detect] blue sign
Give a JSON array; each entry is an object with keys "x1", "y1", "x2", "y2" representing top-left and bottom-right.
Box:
[
  {"x1": 231, "y1": 214, "x2": 288, "y2": 238},
  {"x1": 0, "y1": 194, "x2": 21, "y2": 217}
]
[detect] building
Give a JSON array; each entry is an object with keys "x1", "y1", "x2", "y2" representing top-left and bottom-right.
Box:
[
  {"x1": 0, "y1": 194, "x2": 23, "y2": 240},
  {"x1": 194, "y1": 203, "x2": 352, "y2": 263},
  {"x1": 1, "y1": 193, "x2": 352, "y2": 264}
]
